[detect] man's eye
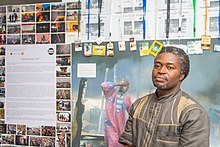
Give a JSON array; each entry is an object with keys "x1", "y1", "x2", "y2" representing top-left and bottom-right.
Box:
[
  {"x1": 154, "y1": 64, "x2": 160, "y2": 68},
  {"x1": 154, "y1": 65, "x2": 158, "y2": 68},
  {"x1": 167, "y1": 66, "x2": 174, "y2": 70}
]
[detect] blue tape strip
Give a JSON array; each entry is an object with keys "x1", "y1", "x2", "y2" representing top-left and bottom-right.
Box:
[
  {"x1": 87, "y1": 0, "x2": 90, "y2": 40},
  {"x1": 143, "y1": 0, "x2": 147, "y2": 39}
]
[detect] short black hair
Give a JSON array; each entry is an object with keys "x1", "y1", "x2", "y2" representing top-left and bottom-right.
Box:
[{"x1": 157, "y1": 46, "x2": 190, "y2": 81}]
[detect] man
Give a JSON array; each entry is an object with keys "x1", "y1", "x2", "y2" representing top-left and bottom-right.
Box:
[
  {"x1": 119, "y1": 46, "x2": 210, "y2": 147},
  {"x1": 101, "y1": 80, "x2": 132, "y2": 147}
]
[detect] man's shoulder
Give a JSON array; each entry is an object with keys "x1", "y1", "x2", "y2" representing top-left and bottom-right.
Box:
[
  {"x1": 178, "y1": 91, "x2": 208, "y2": 115},
  {"x1": 132, "y1": 93, "x2": 154, "y2": 107},
  {"x1": 180, "y1": 91, "x2": 203, "y2": 107}
]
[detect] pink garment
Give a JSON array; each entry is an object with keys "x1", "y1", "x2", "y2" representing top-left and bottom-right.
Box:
[{"x1": 101, "y1": 82, "x2": 132, "y2": 147}]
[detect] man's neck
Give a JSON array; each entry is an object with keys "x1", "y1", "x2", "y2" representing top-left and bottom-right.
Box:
[{"x1": 156, "y1": 85, "x2": 180, "y2": 98}]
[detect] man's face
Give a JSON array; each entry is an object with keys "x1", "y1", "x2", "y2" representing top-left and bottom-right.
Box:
[
  {"x1": 120, "y1": 85, "x2": 129, "y2": 93},
  {"x1": 152, "y1": 52, "x2": 184, "y2": 91}
]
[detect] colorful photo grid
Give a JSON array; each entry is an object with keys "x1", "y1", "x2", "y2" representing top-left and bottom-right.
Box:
[{"x1": 0, "y1": 2, "x2": 81, "y2": 45}]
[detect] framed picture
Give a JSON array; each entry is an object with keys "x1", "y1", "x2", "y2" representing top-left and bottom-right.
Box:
[{"x1": 149, "y1": 40, "x2": 163, "y2": 56}]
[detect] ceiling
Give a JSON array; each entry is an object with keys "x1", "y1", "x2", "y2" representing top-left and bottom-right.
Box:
[{"x1": 0, "y1": 0, "x2": 62, "y2": 5}]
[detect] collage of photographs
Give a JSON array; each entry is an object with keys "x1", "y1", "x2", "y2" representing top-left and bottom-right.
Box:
[
  {"x1": 0, "y1": 2, "x2": 81, "y2": 45},
  {"x1": 56, "y1": 44, "x2": 72, "y2": 147},
  {"x1": 0, "y1": 44, "x2": 72, "y2": 146},
  {"x1": 0, "y1": 123, "x2": 67, "y2": 146},
  {"x1": 0, "y1": 46, "x2": 5, "y2": 126}
]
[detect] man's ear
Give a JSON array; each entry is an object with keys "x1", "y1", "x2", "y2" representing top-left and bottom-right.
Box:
[{"x1": 179, "y1": 73, "x2": 185, "y2": 81}]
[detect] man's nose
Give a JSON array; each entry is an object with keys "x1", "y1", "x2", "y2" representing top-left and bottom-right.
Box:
[{"x1": 158, "y1": 66, "x2": 166, "y2": 73}]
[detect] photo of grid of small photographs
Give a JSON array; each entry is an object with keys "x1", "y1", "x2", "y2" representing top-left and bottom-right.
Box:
[
  {"x1": 0, "y1": 44, "x2": 72, "y2": 146},
  {"x1": 0, "y1": 2, "x2": 81, "y2": 45}
]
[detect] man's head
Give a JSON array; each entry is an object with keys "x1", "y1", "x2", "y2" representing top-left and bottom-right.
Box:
[
  {"x1": 152, "y1": 46, "x2": 190, "y2": 94},
  {"x1": 119, "y1": 80, "x2": 130, "y2": 93}
]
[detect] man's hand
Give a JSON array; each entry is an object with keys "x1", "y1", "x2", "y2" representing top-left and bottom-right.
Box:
[{"x1": 114, "y1": 80, "x2": 128, "y2": 87}]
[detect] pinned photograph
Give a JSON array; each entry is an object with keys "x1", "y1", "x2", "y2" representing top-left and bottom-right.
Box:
[
  {"x1": 57, "y1": 112, "x2": 71, "y2": 122},
  {"x1": 51, "y1": 11, "x2": 65, "y2": 22},
  {"x1": 41, "y1": 126, "x2": 55, "y2": 137},
  {"x1": 0, "y1": 25, "x2": 6, "y2": 34},
  {"x1": 36, "y1": 33, "x2": 50, "y2": 44},
  {"x1": 130, "y1": 38, "x2": 137, "y2": 51},
  {"x1": 0, "y1": 6, "x2": 6, "y2": 13},
  {"x1": 51, "y1": 33, "x2": 65, "y2": 44},
  {"x1": 7, "y1": 124, "x2": 16, "y2": 134},
  {"x1": 201, "y1": 35, "x2": 211, "y2": 50},
  {"x1": 22, "y1": 34, "x2": 35, "y2": 44},
  {"x1": 56, "y1": 44, "x2": 70, "y2": 54},
  {"x1": 0, "y1": 8, "x2": 6, "y2": 24},
  {"x1": 17, "y1": 124, "x2": 26, "y2": 135},
  {"x1": 118, "y1": 41, "x2": 126, "y2": 51},
  {"x1": 0, "y1": 124, "x2": 6, "y2": 134},
  {"x1": 7, "y1": 12, "x2": 20, "y2": 23},
  {"x1": 21, "y1": 5, "x2": 35, "y2": 12},
  {"x1": 7, "y1": 35, "x2": 21, "y2": 45},
  {"x1": 0, "y1": 109, "x2": 4, "y2": 119},
  {"x1": 0, "y1": 66, "x2": 5, "y2": 75},
  {"x1": 56, "y1": 123, "x2": 71, "y2": 133},
  {"x1": 51, "y1": 22, "x2": 65, "y2": 32},
  {"x1": 66, "y1": 133, "x2": 71, "y2": 147},
  {"x1": 56, "y1": 55, "x2": 71, "y2": 66},
  {"x1": 66, "y1": 10, "x2": 80, "y2": 21},
  {"x1": 67, "y1": 2, "x2": 81, "y2": 10},
  {"x1": 187, "y1": 41, "x2": 203, "y2": 55},
  {"x1": 2, "y1": 134, "x2": 15, "y2": 145},
  {"x1": 66, "y1": 21, "x2": 78, "y2": 32},
  {"x1": 0, "y1": 56, "x2": 5, "y2": 66},
  {"x1": 51, "y1": 3, "x2": 65, "y2": 11},
  {"x1": 0, "y1": 76, "x2": 5, "y2": 83},
  {"x1": 16, "y1": 135, "x2": 29, "y2": 146},
  {"x1": 27, "y1": 126, "x2": 40, "y2": 136},
  {"x1": 139, "y1": 41, "x2": 149, "y2": 56},
  {"x1": 7, "y1": 5, "x2": 20, "y2": 13},
  {"x1": 56, "y1": 133, "x2": 66, "y2": 147},
  {"x1": 30, "y1": 136, "x2": 42, "y2": 146},
  {"x1": 22, "y1": 23, "x2": 35, "y2": 33},
  {"x1": 36, "y1": 4, "x2": 50, "y2": 12},
  {"x1": 36, "y1": 11, "x2": 50, "y2": 22},
  {"x1": 7, "y1": 24, "x2": 21, "y2": 34},
  {"x1": 41, "y1": 137, "x2": 55, "y2": 147},
  {"x1": 0, "y1": 81, "x2": 4, "y2": 87},
  {"x1": 75, "y1": 40, "x2": 82, "y2": 51},
  {"x1": 84, "y1": 43, "x2": 92, "y2": 57},
  {"x1": 56, "y1": 78, "x2": 71, "y2": 88},
  {"x1": 56, "y1": 89, "x2": 71, "y2": 100},
  {"x1": 56, "y1": 66, "x2": 71, "y2": 77},
  {"x1": 214, "y1": 44, "x2": 220, "y2": 52},
  {"x1": 149, "y1": 40, "x2": 163, "y2": 56},
  {"x1": 0, "y1": 35, "x2": 6, "y2": 45},
  {"x1": 107, "y1": 42, "x2": 114, "y2": 56},
  {"x1": 92, "y1": 45, "x2": 106, "y2": 56},
  {"x1": 0, "y1": 99, "x2": 4, "y2": 108},
  {"x1": 36, "y1": 23, "x2": 50, "y2": 33},
  {"x1": 21, "y1": 12, "x2": 35, "y2": 22},
  {"x1": 56, "y1": 100, "x2": 71, "y2": 111}
]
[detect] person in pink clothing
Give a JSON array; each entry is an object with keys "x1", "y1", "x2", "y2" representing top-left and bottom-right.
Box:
[{"x1": 101, "y1": 80, "x2": 132, "y2": 147}]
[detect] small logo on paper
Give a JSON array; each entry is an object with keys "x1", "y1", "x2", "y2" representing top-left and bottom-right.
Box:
[{"x1": 48, "y1": 48, "x2": 54, "y2": 55}]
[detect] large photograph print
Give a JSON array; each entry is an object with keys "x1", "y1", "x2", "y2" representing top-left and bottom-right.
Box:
[{"x1": 72, "y1": 41, "x2": 220, "y2": 147}]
